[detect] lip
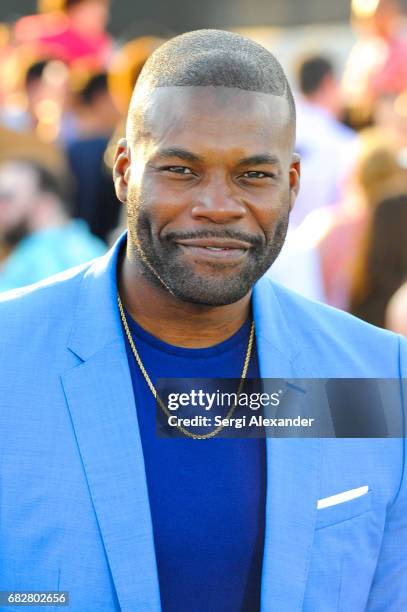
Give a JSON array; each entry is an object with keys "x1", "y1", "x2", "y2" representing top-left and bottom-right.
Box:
[
  {"x1": 176, "y1": 242, "x2": 249, "y2": 262},
  {"x1": 175, "y1": 238, "x2": 252, "y2": 249}
]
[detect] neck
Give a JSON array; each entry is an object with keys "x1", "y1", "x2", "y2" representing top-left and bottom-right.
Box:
[{"x1": 118, "y1": 250, "x2": 251, "y2": 349}]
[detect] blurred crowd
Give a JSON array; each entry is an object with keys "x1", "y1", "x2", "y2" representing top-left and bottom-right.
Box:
[{"x1": 0, "y1": 0, "x2": 406, "y2": 335}]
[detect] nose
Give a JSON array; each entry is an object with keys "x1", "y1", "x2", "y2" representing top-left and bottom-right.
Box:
[{"x1": 190, "y1": 174, "x2": 246, "y2": 224}]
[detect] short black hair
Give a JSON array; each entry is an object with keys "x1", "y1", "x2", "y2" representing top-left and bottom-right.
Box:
[
  {"x1": 78, "y1": 72, "x2": 109, "y2": 106},
  {"x1": 296, "y1": 55, "x2": 333, "y2": 96},
  {"x1": 25, "y1": 60, "x2": 49, "y2": 88},
  {"x1": 129, "y1": 29, "x2": 295, "y2": 133}
]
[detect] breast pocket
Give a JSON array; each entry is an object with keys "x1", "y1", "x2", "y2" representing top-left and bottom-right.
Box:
[{"x1": 315, "y1": 489, "x2": 373, "y2": 529}]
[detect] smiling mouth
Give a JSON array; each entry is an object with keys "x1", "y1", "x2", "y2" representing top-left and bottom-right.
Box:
[
  {"x1": 175, "y1": 238, "x2": 252, "y2": 249},
  {"x1": 175, "y1": 240, "x2": 250, "y2": 261}
]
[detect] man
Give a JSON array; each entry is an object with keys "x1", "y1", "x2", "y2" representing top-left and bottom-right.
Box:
[
  {"x1": 67, "y1": 72, "x2": 121, "y2": 241},
  {"x1": 0, "y1": 30, "x2": 406, "y2": 612},
  {"x1": 290, "y1": 54, "x2": 357, "y2": 227},
  {"x1": 0, "y1": 159, "x2": 105, "y2": 290}
]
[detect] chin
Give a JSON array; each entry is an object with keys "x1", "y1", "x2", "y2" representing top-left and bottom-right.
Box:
[{"x1": 171, "y1": 280, "x2": 252, "y2": 307}]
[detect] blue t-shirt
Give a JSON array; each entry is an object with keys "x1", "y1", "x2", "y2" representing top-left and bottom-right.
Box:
[{"x1": 124, "y1": 312, "x2": 266, "y2": 612}]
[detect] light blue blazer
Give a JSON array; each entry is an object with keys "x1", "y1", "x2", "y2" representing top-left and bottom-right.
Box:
[{"x1": 0, "y1": 232, "x2": 406, "y2": 611}]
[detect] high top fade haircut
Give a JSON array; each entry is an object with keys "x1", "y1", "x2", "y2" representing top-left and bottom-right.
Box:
[{"x1": 126, "y1": 29, "x2": 296, "y2": 142}]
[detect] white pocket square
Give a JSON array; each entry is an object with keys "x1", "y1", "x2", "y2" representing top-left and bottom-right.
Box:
[{"x1": 317, "y1": 485, "x2": 369, "y2": 509}]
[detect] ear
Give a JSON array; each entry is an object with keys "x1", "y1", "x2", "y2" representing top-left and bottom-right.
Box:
[
  {"x1": 288, "y1": 152, "x2": 301, "y2": 212},
  {"x1": 113, "y1": 138, "x2": 131, "y2": 203}
]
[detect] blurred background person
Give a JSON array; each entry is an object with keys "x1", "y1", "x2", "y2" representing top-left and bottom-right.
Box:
[
  {"x1": 266, "y1": 52, "x2": 357, "y2": 301},
  {"x1": 386, "y1": 279, "x2": 407, "y2": 336},
  {"x1": 66, "y1": 37, "x2": 164, "y2": 244},
  {"x1": 0, "y1": 0, "x2": 406, "y2": 311},
  {"x1": 343, "y1": 0, "x2": 407, "y2": 128},
  {"x1": 290, "y1": 53, "x2": 357, "y2": 228},
  {"x1": 67, "y1": 70, "x2": 121, "y2": 242},
  {"x1": 349, "y1": 193, "x2": 407, "y2": 328},
  {"x1": 104, "y1": 35, "x2": 164, "y2": 242},
  {"x1": 0, "y1": 159, "x2": 105, "y2": 291},
  {"x1": 1, "y1": 33, "x2": 163, "y2": 251},
  {"x1": 14, "y1": 0, "x2": 112, "y2": 70},
  {"x1": 1, "y1": 56, "x2": 75, "y2": 144},
  {"x1": 314, "y1": 130, "x2": 407, "y2": 309}
]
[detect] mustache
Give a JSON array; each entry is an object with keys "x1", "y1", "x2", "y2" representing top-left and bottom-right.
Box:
[{"x1": 162, "y1": 229, "x2": 265, "y2": 248}]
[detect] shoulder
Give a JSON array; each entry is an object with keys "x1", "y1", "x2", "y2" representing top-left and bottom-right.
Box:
[
  {"x1": 258, "y1": 277, "x2": 405, "y2": 377},
  {"x1": 269, "y1": 278, "x2": 394, "y2": 344},
  {"x1": 0, "y1": 260, "x2": 92, "y2": 343}
]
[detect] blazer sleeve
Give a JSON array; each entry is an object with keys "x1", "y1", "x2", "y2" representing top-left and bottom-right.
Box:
[{"x1": 366, "y1": 336, "x2": 407, "y2": 611}]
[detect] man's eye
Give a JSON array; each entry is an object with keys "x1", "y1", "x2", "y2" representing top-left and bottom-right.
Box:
[
  {"x1": 165, "y1": 166, "x2": 193, "y2": 175},
  {"x1": 242, "y1": 171, "x2": 272, "y2": 179}
]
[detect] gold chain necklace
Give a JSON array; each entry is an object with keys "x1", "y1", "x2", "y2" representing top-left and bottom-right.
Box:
[{"x1": 117, "y1": 293, "x2": 255, "y2": 440}]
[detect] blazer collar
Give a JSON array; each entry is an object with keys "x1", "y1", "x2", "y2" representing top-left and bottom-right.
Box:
[
  {"x1": 67, "y1": 231, "x2": 127, "y2": 361},
  {"x1": 63, "y1": 231, "x2": 161, "y2": 610},
  {"x1": 253, "y1": 274, "x2": 306, "y2": 376}
]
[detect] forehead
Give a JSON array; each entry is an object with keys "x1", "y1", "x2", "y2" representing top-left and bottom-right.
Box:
[{"x1": 135, "y1": 86, "x2": 294, "y2": 159}]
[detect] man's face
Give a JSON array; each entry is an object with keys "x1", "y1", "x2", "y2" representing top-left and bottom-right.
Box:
[
  {"x1": 0, "y1": 162, "x2": 39, "y2": 245},
  {"x1": 117, "y1": 86, "x2": 300, "y2": 306}
]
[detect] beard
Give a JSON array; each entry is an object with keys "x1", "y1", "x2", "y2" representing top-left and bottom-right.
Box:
[{"x1": 127, "y1": 194, "x2": 290, "y2": 307}]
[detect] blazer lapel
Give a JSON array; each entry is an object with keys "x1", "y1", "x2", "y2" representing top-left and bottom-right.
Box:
[
  {"x1": 253, "y1": 278, "x2": 321, "y2": 612},
  {"x1": 61, "y1": 233, "x2": 161, "y2": 611}
]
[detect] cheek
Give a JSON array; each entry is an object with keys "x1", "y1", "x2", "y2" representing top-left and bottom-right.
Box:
[
  {"x1": 252, "y1": 189, "x2": 290, "y2": 236},
  {"x1": 127, "y1": 184, "x2": 169, "y2": 239},
  {"x1": 143, "y1": 174, "x2": 192, "y2": 205},
  {"x1": 136, "y1": 176, "x2": 191, "y2": 226}
]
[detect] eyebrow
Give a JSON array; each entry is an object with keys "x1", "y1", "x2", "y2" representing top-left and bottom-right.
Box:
[
  {"x1": 152, "y1": 148, "x2": 281, "y2": 167},
  {"x1": 237, "y1": 154, "x2": 281, "y2": 167},
  {"x1": 154, "y1": 147, "x2": 203, "y2": 163}
]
